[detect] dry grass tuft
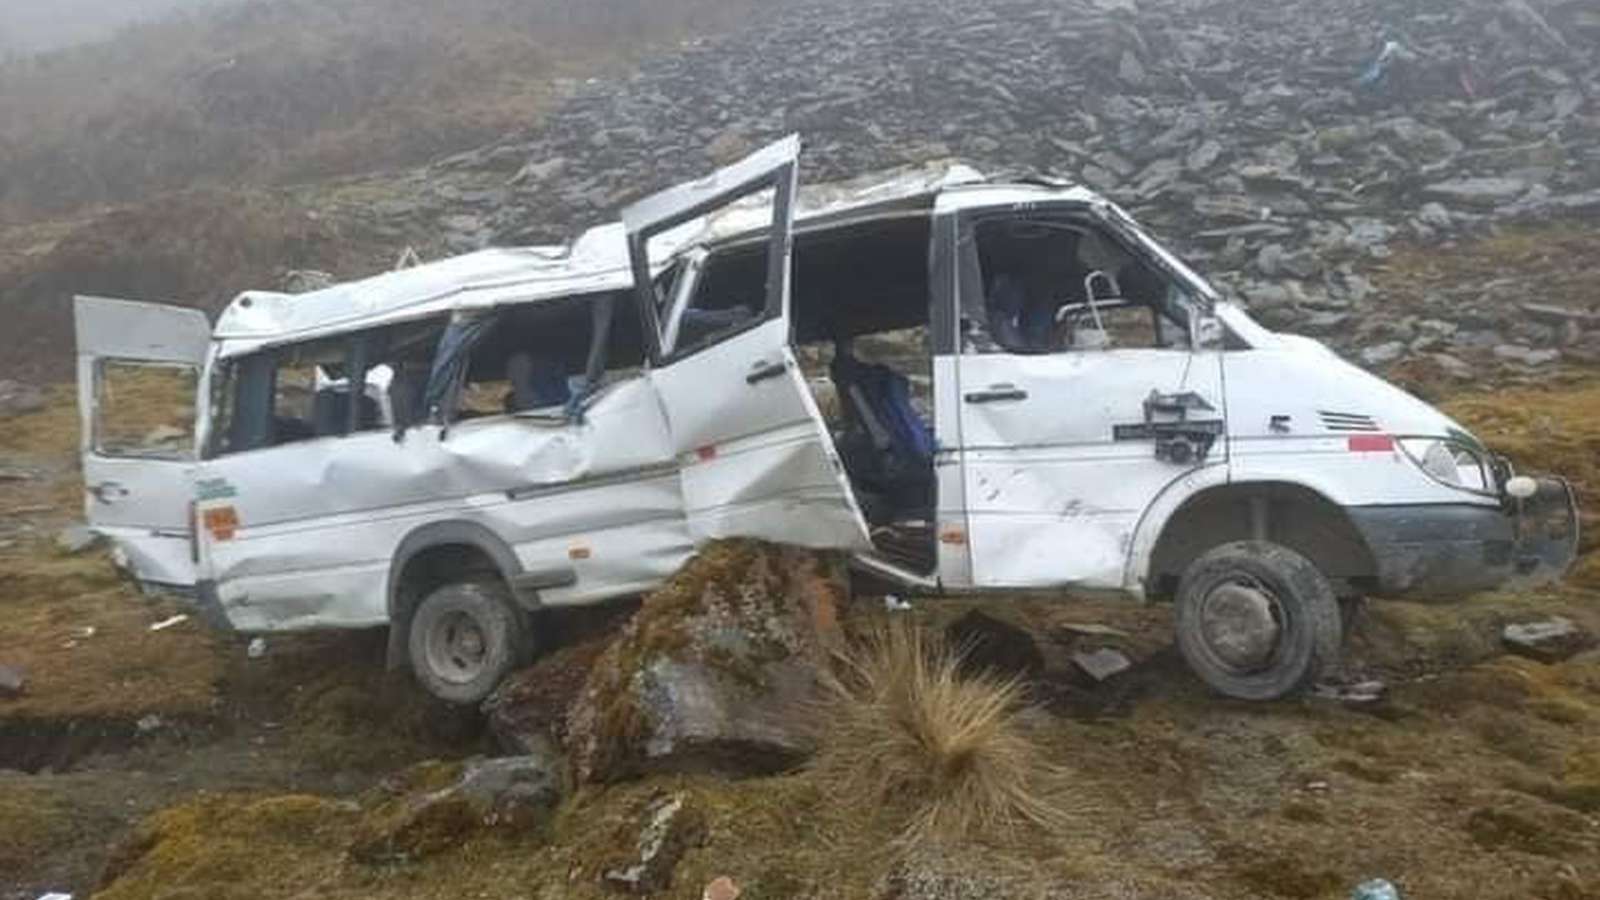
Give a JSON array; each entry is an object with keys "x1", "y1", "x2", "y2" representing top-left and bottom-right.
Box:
[{"x1": 808, "y1": 621, "x2": 1067, "y2": 846}]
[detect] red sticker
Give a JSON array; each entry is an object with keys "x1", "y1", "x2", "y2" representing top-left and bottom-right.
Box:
[
  {"x1": 203, "y1": 506, "x2": 239, "y2": 541},
  {"x1": 1347, "y1": 434, "x2": 1396, "y2": 453}
]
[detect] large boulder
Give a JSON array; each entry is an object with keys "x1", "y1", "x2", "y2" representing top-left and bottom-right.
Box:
[
  {"x1": 484, "y1": 635, "x2": 612, "y2": 756},
  {"x1": 565, "y1": 539, "x2": 848, "y2": 783}
]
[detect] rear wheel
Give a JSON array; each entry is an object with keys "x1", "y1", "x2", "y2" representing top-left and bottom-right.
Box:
[
  {"x1": 408, "y1": 580, "x2": 528, "y2": 705},
  {"x1": 1174, "y1": 541, "x2": 1341, "y2": 701}
]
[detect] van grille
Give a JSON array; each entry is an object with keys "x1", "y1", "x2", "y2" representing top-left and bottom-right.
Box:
[{"x1": 1318, "y1": 411, "x2": 1381, "y2": 432}]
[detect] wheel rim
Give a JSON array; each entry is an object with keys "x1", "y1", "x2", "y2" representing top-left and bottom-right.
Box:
[
  {"x1": 1196, "y1": 577, "x2": 1285, "y2": 674},
  {"x1": 425, "y1": 610, "x2": 491, "y2": 686}
]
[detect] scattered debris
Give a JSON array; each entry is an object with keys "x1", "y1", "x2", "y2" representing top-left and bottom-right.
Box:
[
  {"x1": 1071, "y1": 647, "x2": 1134, "y2": 683},
  {"x1": 0, "y1": 663, "x2": 25, "y2": 698},
  {"x1": 149, "y1": 614, "x2": 189, "y2": 632},
  {"x1": 883, "y1": 594, "x2": 913, "y2": 612},
  {"x1": 1351, "y1": 878, "x2": 1402, "y2": 900},
  {"x1": 1314, "y1": 679, "x2": 1387, "y2": 704},
  {"x1": 602, "y1": 792, "x2": 706, "y2": 895},
  {"x1": 703, "y1": 876, "x2": 741, "y2": 900},
  {"x1": 136, "y1": 714, "x2": 163, "y2": 733},
  {"x1": 1502, "y1": 616, "x2": 1595, "y2": 663},
  {"x1": 246, "y1": 636, "x2": 268, "y2": 659}
]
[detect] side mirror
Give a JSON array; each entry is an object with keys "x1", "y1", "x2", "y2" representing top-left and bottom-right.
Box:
[{"x1": 1192, "y1": 314, "x2": 1224, "y2": 350}]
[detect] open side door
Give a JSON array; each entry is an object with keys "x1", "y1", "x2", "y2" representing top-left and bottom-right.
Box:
[
  {"x1": 74, "y1": 295, "x2": 211, "y2": 588},
  {"x1": 626, "y1": 135, "x2": 870, "y2": 550}
]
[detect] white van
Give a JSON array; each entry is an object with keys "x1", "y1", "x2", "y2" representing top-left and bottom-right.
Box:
[{"x1": 75, "y1": 136, "x2": 1577, "y2": 703}]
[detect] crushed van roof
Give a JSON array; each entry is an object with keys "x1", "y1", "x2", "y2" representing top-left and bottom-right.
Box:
[{"x1": 212, "y1": 159, "x2": 1087, "y2": 350}]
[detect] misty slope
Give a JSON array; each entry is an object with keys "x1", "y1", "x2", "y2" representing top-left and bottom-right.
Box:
[
  {"x1": 0, "y1": 0, "x2": 761, "y2": 219},
  {"x1": 0, "y1": 0, "x2": 234, "y2": 54}
]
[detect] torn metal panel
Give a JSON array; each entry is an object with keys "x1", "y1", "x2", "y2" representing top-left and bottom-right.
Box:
[
  {"x1": 623, "y1": 139, "x2": 871, "y2": 552},
  {"x1": 198, "y1": 375, "x2": 687, "y2": 630}
]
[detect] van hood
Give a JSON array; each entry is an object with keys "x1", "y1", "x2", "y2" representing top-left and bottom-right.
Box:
[{"x1": 1218, "y1": 306, "x2": 1484, "y2": 447}]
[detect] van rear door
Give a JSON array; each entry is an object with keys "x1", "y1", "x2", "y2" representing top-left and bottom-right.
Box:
[
  {"x1": 625, "y1": 136, "x2": 870, "y2": 550},
  {"x1": 74, "y1": 295, "x2": 211, "y2": 589}
]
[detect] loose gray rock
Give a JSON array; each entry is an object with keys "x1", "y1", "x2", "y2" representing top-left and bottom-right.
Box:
[
  {"x1": 1492, "y1": 345, "x2": 1561, "y2": 366},
  {"x1": 1423, "y1": 178, "x2": 1531, "y2": 209},
  {"x1": 0, "y1": 663, "x2": 25, "y2": 698},
  {"x1": 349, "y1": 753, "x2": 568, "y2": 863},
  {"x1": 1503, "y1": 617, "x2": 1595, "y2": 663},
  {"x1": 603, "y1": 792, "x2": 705, "y2": 895},
  {"x1": 1072, "y1": 647, "x2": 1133, "y2": 683},
  {"x1": 0, "y1": 380, "x2": 45, "y2": 418},
  {"x1": 1360, "y1": 342, "x2": 1407, "y2": 368}
]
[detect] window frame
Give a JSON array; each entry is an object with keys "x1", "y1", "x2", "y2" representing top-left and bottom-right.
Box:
[
  {"x1": 954, "y1": 203, "x2": 1201, "y2": 357},
  {"x1": 91, "y1": 357, "x2": 201, "y2": 462}
]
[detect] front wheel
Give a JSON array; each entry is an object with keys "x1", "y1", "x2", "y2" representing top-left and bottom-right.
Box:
[
  {"x1": 1174, "y1": 541, "x2": 1341, "y2": 701},
  {"x1": 408, "y1": 580, "x2": 528, "y2": 705}
]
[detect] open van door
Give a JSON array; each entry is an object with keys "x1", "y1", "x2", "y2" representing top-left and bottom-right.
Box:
[
  {"x1": 74, "y1": 296, "x2": 211, "y2": 589},
  {"x1": 625, "y1": 136, "x2": 870, "y2": 550}
]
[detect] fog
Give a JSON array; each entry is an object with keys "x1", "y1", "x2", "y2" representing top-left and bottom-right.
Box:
[{"x1": 0, "y1": 0, "x2": 235, "y2": 54}]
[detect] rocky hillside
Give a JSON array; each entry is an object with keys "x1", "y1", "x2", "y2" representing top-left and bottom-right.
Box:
[
  {"x1": 363, "y1": 0, "x2": 1600, "y2": 371},
  {"x1": 4, "y1": 0, "x2": 1598, "y2": 383}
]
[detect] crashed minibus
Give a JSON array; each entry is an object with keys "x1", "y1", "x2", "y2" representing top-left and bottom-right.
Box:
[{"x1": 76, "y1": 135, "x2": 1578, "y2": 703}]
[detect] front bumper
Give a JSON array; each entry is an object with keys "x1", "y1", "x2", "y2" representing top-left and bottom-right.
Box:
[{"x1": 1348, "y1": 477, "x2": 1579, "y2": 598}]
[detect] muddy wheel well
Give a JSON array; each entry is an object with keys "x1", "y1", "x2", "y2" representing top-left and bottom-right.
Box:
[
  {"x1": 386, "y1": 524, "x2": 523, "y2": 670},
  {"x1": 393, "y1": 543, "x2": 504, "y2": 620},
  {"x1": 1146, "y1": 483, "x2": 1378, "y2": 601}
]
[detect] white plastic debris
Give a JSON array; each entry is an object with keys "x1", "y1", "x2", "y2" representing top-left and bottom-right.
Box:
[
  {"x1": 149, "y1": 614, "x2": 189, "y2": 632},
  {"x1": 36, "y1": 892, "x2": 73, "y2": 900},
  {"x1": 883, "y1": 594, "x2": 913, "y2": 612},
  {"x1": 247, "y1": 637, "x2": 268, "y2": 659},
  {"x1": 1351, "y1": 879, "x2": 1401, "y2": 900}
]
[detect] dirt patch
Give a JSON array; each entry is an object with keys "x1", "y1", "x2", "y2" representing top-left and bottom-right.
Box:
[{"x1": 0, "y1": 545, "x2": 225, "y2": 771}]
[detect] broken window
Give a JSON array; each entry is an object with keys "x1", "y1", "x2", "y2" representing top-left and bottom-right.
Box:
[
  {"x1": 965, "y1": 216, "x2": 1193, "y2": 355},
  {"x1": 94, "y1": 360, "x2": 197, "y2": 460},
  {"x1": 208, "y1": 318, "x2": 449, "y2": 456},
  {"x1": 429, "y1": 289, "x2": 647, "y2": 427}
]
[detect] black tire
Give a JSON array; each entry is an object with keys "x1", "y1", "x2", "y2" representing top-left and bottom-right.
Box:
[
  {"x1": 1174, "y1": 541, "x2": 1341, "y2": 701},
  {"x1": 408, "y1": 580, "x2": 527, "y2": 705}
]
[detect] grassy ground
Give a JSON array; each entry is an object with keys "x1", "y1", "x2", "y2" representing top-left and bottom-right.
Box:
[
  {"x1": 75, "y1": 587, "x2": 1600, "y2": 900},
  {"x1": 4, "y1": 220, "x2": 1599, "y2": 897}
]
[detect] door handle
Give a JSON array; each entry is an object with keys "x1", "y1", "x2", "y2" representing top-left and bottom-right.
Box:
[
  {"x1": 964, "y1": 385, "x2": 1028, "y2": 404},
  {"x1": 89, "y1": 481, "x2": 129, "y2": 503},
  {"x1": 746, "y1": 360, "x2": 788, "y2": 385}
]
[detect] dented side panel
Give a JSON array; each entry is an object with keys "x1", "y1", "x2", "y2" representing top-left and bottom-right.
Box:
[
  {"x1": 648, "y1": 318, "x2": 871, "y2": 550},
  {"x1": 956, "y1": 350, "x2": 1226, "y2": 589},
  {"x1": 197, "y1": 377, "x2": 689, "y2": 631}
]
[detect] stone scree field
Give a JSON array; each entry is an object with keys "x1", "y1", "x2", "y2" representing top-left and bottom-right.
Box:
[{"x1": 2, "y1": 0, "x2": 1600, "y2": 897}]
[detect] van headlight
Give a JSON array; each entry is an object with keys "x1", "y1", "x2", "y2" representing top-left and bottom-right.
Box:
[{"x1": 1398, "y1": 438, "x2": 1491, "y2": 493}]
